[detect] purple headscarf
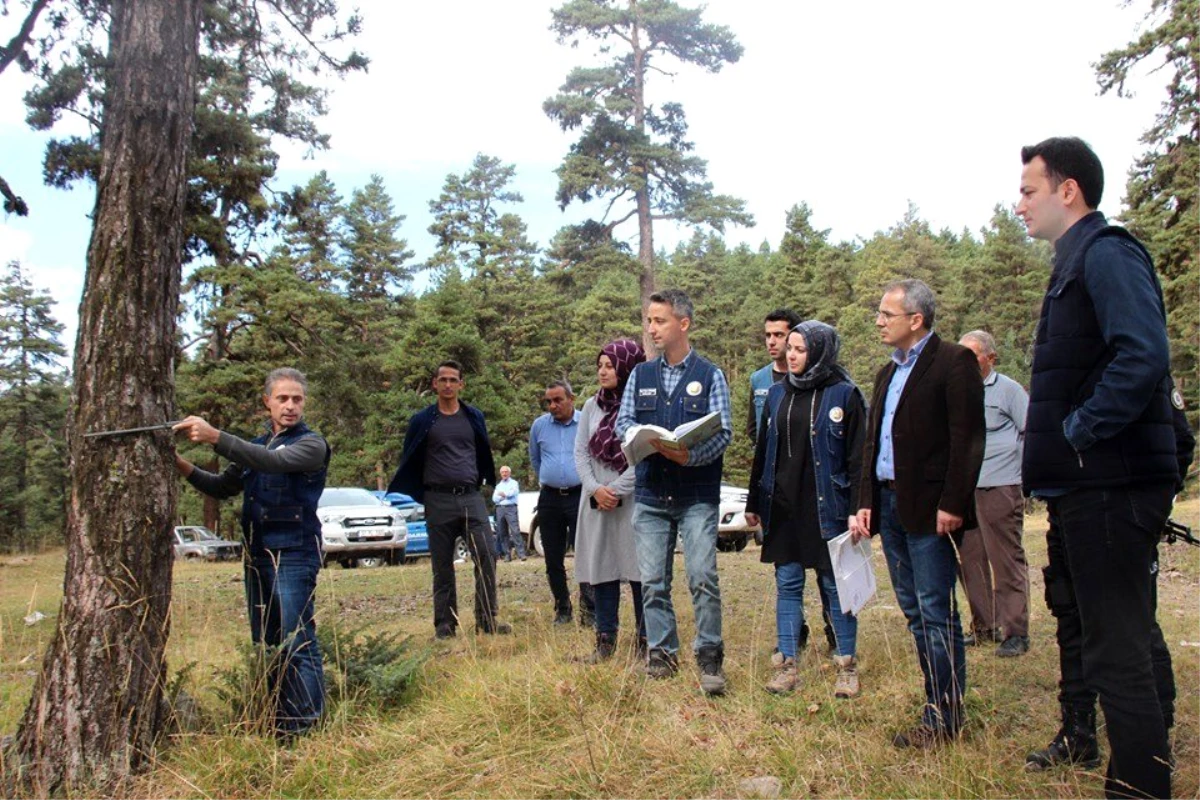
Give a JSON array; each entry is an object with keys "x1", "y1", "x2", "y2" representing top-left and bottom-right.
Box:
[{"x1": 589, "y1": 338, "x2": 646, "y2": 472}]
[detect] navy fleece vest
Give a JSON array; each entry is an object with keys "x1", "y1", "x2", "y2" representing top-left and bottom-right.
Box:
[
  {"x1": 1023, "y1": 223, "x2": 1177, "y2": 491},
  {"x1": 240, "y1": 422, "x2": 330, "y2": 564},
  {"x1": 632, "y1": 356, "x2": 723, "y2": 505}
]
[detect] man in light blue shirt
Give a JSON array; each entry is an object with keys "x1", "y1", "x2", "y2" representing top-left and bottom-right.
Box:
[
  {"x1": 491, "y1": 465, "x2": 525, "y2": 562},
  {"x1": 530, "y1": 380, "x2": 593, "y2": 625}
]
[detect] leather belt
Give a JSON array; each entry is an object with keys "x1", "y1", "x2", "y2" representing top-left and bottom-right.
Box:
[
  {"x1": 542, "y1": 485, "x2": 581, "y2": 496},
  {"x1": 424, "y1": 484, "x2": 477, "y2": 496},
  {"x1": 881, "y1": 479, "x2": 897, "y2": 491}
]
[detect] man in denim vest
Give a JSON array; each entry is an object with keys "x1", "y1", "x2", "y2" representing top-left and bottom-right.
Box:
[
  {"x1": 616, "y1": 289, "x2": 733, "y2": 695},
  {"x1": 175, "y1": 367, "x2": 330, "y2": 739}
]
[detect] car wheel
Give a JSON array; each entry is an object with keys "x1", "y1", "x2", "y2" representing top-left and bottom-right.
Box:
[
  {"x1": 715, "y1": 538, "x2": 734, "y2": 553},
  {"x1": 528, "y1": 522, "x2": 542, "y2": 557},
  {"x1": 340, "y1": 558, "x2": 359, "y2": 569},
  {"x1": 183, "y1": 552, "x2": 202, "y2": 561},
  {"x1": 454, "y1": 536, "x2": 471, "y2": 563},
  {"x1": 356, "y1": 556, "x2": 385, "y2": 568},
  {"x1": 733, "y1": 535, "x2": 749, "y2": 552}
]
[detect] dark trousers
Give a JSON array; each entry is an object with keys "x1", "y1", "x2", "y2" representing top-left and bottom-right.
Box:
[
  {"x1": 538, "y1": 487, "x2": 592, "y2": 616},
  {"x1": 424, "y1": 490, "x2": 499, "y2": 632},
  {"x1": 593, "y1": 580, "x2": 645, "y2": 639},
  {"x1": 1044, "y1": 483, "x2": 1174, "y2": 800},
  {"x1": 245, "y1": 552, "x2": 325, "y2": 733},
  {"x1": 494, "y1": 505, "x2": 525, "y2": 559}
]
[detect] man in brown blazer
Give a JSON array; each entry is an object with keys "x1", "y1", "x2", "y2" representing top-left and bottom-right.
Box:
[{"x1": 849, "y1": 278, "x2": 985, "y2": 748}]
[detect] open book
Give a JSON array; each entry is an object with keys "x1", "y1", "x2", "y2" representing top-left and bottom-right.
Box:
[{"x1": 621, "y1": 411, "x2": 722, "y2": 467}]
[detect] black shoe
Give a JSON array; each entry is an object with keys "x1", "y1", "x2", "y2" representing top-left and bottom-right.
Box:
[
  {"x1": 585, "y1": 633, "x2": 616, "y2": 664},
  {"x1": 696, "y1": 644, "x2": 727, "y2": 696},
  {"x1": 645, "y1": 649, "x2": 679, "y2": 679},
  {"x1": 996, "y1": 635, "x2": 1030, "y2": 658},
  {"x1": 435, "y1": 625, "x2": 456, "y2": 640},
  {"x1": 553, "y1": 611, "x2": 573, "y2": 625},
  {"x1": 1026, "y1": 705, "x2": 1101, "y2": 770}
]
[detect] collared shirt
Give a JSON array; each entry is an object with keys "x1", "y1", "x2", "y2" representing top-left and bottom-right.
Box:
[
  {"x1": 978, "y1": 370, "x2": 1028, "y2": 488},
  {"x1": 615, "y1": 348, "x2": 733, "y2": 467},
  {"x1": 529, "y1": 410, "x2": 582, "y2": 489},
  {"x1": 875, "y1": 331, "x2": 934, "y2": 481},
  {"x1": 492, "y1": 477, "x2": 520, "y2": 505}
]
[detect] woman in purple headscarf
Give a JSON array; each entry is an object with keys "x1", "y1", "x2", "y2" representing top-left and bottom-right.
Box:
[{"x1": 573, "y1": 338, "x2": 647, "y2": 663}]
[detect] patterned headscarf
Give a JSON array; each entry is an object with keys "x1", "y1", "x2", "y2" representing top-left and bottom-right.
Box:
[
  {"x1": 786, "y1": 320, "x2": 854, "y2": 391},
  {"x1": 589, "y1": 338, "x2": 646, "y2": 472}
]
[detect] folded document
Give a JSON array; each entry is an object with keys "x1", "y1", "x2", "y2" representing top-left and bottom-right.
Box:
[{"x1": 826, "y1": 531, "x2": 877, "y2": 616}]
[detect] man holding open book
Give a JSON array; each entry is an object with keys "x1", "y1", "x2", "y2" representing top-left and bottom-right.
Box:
[{"x1": 615, "y1": 289, "x2": 733, "y2": 695}]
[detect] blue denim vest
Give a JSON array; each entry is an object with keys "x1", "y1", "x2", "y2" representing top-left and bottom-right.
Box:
[
  {"x1": 632, "y1": 356, "x2": 723, "y2": 505},
  {"x1": 240, "y1": 422, "x2": 330, "y2": 565},
  {"x1": 757, "y1": 380, "x2": 860, "y2": 540},
  {"x1": 749, "y1": 364, "x2": 776, "y2": 436}
]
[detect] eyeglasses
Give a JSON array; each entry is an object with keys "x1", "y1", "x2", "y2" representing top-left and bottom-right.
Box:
[
  {"x1": 875, "y1": 310, "x2": 917, "y2": 322},
  {"x1": 542, "y1": 396, "x2": 569, "y2": 407}
]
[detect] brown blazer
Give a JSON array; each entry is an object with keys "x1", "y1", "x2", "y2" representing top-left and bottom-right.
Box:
[{"x1": 858, "y1": 333, "x2": 985, "y2": 535}]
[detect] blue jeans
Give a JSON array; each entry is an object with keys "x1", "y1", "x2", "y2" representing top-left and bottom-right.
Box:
[
  {"x1": 633, "y1": 501, "x2": 722, "y2": 655},
  {"x1": 774, "y1": 562, "x2": 857, "y2": 659},
  {"x1": 593, "y1": 580, "x2": 645, "y2": 639},
  {"x1": 877, "y1": 487, "x2": 965, "y2": 733},
  {"x1": 245, "y1": 552, "x2": 325, "y2": 734}
]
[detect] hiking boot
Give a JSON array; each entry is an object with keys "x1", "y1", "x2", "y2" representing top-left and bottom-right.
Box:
[
  {"x1": 765, "y1": 656, "x2": 799, "y2": 695},
  {"x1": 585, "y1": 633, "x2": 616, "y2": 665},
  {"x1": 996, "y1": 635, "x2": 1030, "y2": 658},
  {"x1": 435, "y1": 625, "x2": 456, "y2": 640},
  {"x1": 833, "y1": 654, "x2": 860, "y2": 699},
  {"x1": 553, "y1": 611, "x2": 573, "y2": 626},
  {"x1": 697, "y1": 645, "x2": 727, "y2": 696},
  {"x1": 963, "y1": 628, "x2": 1001, "y2": 646},
  {"x1": 770, "y1": 648, "x2": 785, "y2": 668},
  {"x1": 645, "y1": 649, "x2": 679, "y2": 679},
  {"x1": 893, "y1": 724, "x2": 952, "y2": 749},
  {"x1": 476, "y1": 621, "x2": 512, "y2": 635},
  {"x1": 1026, "y1": 705, "x2": 1101, "y2": 770}
]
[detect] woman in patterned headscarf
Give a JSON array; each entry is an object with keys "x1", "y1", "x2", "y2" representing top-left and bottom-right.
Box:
[{"x1": 574, "y1": 338, "x2": 647, "y2": 663}]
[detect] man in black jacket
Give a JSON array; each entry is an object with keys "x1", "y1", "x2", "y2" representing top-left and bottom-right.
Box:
[{"x1": 1018, "y1": 136, "x2": 1176, "y2": 799}]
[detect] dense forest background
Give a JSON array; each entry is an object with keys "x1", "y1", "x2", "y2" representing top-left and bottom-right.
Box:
[{"x1": 0, "y1": 0, "x2": 1193, "y2": 549}]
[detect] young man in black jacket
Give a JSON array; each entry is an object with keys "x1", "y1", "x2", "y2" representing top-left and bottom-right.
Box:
[{"x1": 1017, "y1": 136, "x2": 1176, "y2": 799}]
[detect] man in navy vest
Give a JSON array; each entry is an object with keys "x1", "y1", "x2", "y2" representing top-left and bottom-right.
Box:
[
  {"x1": 616, "y1": 289, "x2": 733, "y2": 695},
  {"x1": 1017, "y1": 137, "x2": 1176, "y2": 799},
  {"x1": 175, "y1": 367, "x2": 330, "y2": 738},
  {"x1": 389, "y1": 360, "x2": 510, "y2": 640}
]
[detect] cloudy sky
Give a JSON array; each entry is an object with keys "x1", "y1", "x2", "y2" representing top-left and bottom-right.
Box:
[{"x1": 0, "y1": 0, "x2": 1168, "y2": 353}]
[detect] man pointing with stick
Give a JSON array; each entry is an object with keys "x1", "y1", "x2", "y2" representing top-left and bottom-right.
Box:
[{"x1": 173, "y1": 367, "x2": 331, "y2": 739}]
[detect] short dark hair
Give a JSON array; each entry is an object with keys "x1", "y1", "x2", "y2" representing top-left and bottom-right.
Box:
[
  {"x1": 648, "y1": 289, "x2": 694, "y2": 324},
  {"x1": 764, "y1": 308, "x2": 802, "y2": 328},
  {"x1": 545, "y1": 379, "x2": 574, "y2": 398},
  {"x1": 883, "y1": 278, "x2": 936, "y2": 330},
  {"x1": 435, "y1": 360, "x2": 464, "y2": 380},
  {"x1": 1020, "y1": 137, "x2": 1104, "y2": 209}
]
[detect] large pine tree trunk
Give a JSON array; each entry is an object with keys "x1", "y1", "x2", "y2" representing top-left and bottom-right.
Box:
[{"x1": 5, "y1": 0, "x2": 201, "y2": 793}]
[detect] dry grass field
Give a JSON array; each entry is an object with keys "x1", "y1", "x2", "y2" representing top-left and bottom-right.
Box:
[{"x1": 1, "y1": 498, "x2": 1197, "y2": 798}]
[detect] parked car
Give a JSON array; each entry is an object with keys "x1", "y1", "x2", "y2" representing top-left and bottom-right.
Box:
[
  {"x1": 371, "y1": 491, "x2": 469, "y2": 563},
  {"x1": 717, "y1": 484, "x2": 760, "y2": 552},
  {"x1": 319, "y1": 487, "x2": 407, "y2": 568},
  {"x1": 173, "y1": 525, "x2": 242, "y2": 562},
  {"x1": 516, "y1": 490, "x2": 545, "y2": 556}
]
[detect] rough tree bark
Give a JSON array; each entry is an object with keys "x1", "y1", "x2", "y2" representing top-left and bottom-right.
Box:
[{"x1": 4, "y1": 0, "x2": 201, "y2": 794}]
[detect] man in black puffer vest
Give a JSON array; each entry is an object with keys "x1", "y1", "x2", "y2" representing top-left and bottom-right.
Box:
[{"x1": 1017, "y1": 137, "x2": 1176, "y2": 800}]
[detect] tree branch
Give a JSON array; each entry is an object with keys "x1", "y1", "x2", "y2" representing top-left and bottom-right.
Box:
[
  {"x1": 0, "y1": 175, "x2": 29, "y2": 216},
  {"x1": 0, "y1": 0, "x2": 51, "y2": 78}
]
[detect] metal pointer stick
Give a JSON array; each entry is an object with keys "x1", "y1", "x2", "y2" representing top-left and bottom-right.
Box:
[{"x1": 83, "y1": 421, "x2": 185, "y2": 438}]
